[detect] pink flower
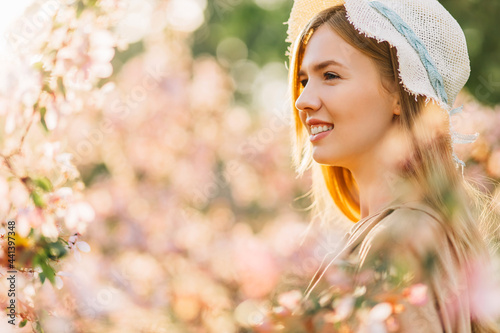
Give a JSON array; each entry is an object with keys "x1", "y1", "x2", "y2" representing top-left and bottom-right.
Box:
[
  {"x1": 54, "y1": 25, "x2": 116, "y2": 87},
  {"x1": 369, "y1": 302, "x2": 393, "y2": 322},
  {"x1": 41, "y1": 214, "x2": 59, "y2": 241},
  {"x1": 17, "y1": 208, "x2": 44, "y2": 237},
  {"x1": 277, "y1": 290, "x2": 302, "y2": 312},
  {"x1": 467, "y1": 259, "x2": 500, "y2": 321},
  {"x1": 54, "y1": 271, "x2": 72, "y2": 290},
  {"x1": 88, "y1": 30, "x2": 115, "y2": 78},
  {"x1": 233, "y1": 235, "x2": 280, "y2": 299},
  {"x1": 64, "y1": 201, "x2": 95, "y2": 232},
  {"x1": 332, "y1": 295, "x2": 355, "y2": 321},
  {"x1": 486, "y1": 149, "x2": 500, "y2": 178},
  {"x1": 385, "y1": 316, "x2": 400, "y2": 332},
  {"x1": 9, "y1": 181, "x2": 30, "y2": 207},
  {"x1": 67, "y1": 233, "x2": 91, "y2": 262},
  {"x1": 404, "y1": 283, "x2": 428, "y2": 306},
  {"x1": 0, "y1": 177, "x2": 10, "y2": 216}
]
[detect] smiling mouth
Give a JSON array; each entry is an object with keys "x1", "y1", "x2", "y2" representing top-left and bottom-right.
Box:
[
  {"x1": 309, "y1": 124, "x2": 334, "y2": 142},
  {"x1": 310, "y1": 124, "x2": 334, "y2": 135}
]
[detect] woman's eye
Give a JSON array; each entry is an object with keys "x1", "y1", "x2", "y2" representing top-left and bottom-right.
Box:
[
  {"x1": 324, "y1": 72, "x2": 339, "y2": 80},
  {"x1": 299, "y1": 73, "x2": 337, "y2": 87}
]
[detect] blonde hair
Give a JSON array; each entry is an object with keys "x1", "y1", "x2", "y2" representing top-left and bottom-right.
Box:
[
  {"x1": 289, "y1": 6, "x2": 500, "y2": 331},
  {"x1": 290, "y1": 5, "x2": 500, "y2": 260}
]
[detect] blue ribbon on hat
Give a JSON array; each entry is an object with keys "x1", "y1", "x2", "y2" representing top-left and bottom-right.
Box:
[
  {"x1": 368, "y1": 0, "x2": 479, "y2": 175},
  {"x1": 368, "y1": 0, "x2": 448, "y2": 104}
]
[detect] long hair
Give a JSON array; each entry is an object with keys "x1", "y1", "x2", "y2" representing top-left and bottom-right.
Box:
[
  {"x1": 289, "y1": 6, "x2": 500, "y2": 328},
  {"x1": 290, "y1": 4, "x2": 499, "y2": 247}
]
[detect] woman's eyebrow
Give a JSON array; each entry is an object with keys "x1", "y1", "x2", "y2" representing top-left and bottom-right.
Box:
[{"x1": 298, "y1": 59, "x2": 346, "y2": 76}]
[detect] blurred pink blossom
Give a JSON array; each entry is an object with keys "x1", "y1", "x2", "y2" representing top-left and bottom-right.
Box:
[
  {"x1": 404, "y1": 283, "x2": 428, "y2": 306},
  {"x1": 64, "y1": 201, "x2": 95, "y2": 232},
  {"x1": 277, "y1": 289, "x2": 302, "y2": 311},
  {"x1": 332, "y1": 295, "x2": 355, "y2": 321},
  {"x1": 233, "y1": 235, "x2": 281, "y2": 299},
  {"x1": 486, "y1": 149, "x2": 500, "y2": 179},
  {"x1": 369, "y1": 302, "x2": 393, "y2": 322},
  {"x1": 466, "y1": 258, "x2": 500, "y2": 321},
  {"x1": 67, "y1": 233, "x2": 91, "y2": 262}
]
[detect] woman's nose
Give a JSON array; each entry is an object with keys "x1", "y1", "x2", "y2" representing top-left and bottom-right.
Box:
[{"x1": 295, "y1": 83, "x2": 321, "y2": 113}]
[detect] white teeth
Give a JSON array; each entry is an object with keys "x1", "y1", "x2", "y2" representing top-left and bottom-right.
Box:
[{"x1": 311, "y1": 125, "x2": 333, "y2": 135}]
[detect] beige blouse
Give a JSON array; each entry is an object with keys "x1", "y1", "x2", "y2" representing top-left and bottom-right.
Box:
[{"x1": 308, "y1": 200, "x2": 500, "y2": 332}]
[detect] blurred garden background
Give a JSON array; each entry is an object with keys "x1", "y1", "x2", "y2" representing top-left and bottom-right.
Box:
[{"x1": 0, "y1": 0, "x2": 499, "y2": 332}]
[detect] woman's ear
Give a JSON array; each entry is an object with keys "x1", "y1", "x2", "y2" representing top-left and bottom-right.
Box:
[
  {"x1": 393, "y1": 98, "x2": 401, "y2": 116},
  {"x1": 382, "y1": 77, "x2": 401, "y2": 116}
]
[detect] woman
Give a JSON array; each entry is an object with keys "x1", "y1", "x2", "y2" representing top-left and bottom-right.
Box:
[{"x1": 283, "y1": 0, "x2": 500, "y2": 331}]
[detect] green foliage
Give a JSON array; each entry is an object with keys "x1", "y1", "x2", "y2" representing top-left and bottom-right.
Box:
[
  {"x1": 57, "y1": 77, "x2": 66, "y2": 99},
  {"x1": 30, "y1": 192, "x2": 45, "y2": 208},
  {"x1": 81, "y1": 162, "x2": 111, "y2": 186},
  {"x1": 193, "y1": 0, "x2": 292, "y2": 66},
  {"x1": 33, "y1": 177, "x2": 53, "y2": 192},
  {"x1": 27, "y1": 177, "x2": 54, "y2": 207},
  {"x1": 34, "y1": 253, "x2": 56, "y2": 284},
  {"x1": 111, "y1": 40, "x2": 145, "y2": 76},
  {"x1": 39, "y1": 107, "x2": 49, "y2": 133},
  {"x1": 34, "y1": 237, "x2": 68, "y2": 285},
  {"x1": 440, "y1": 0, "x2": 500, "y2": 106},
  {"x1": 19, "y1": 319, "x2": 28, "y2": 328}
]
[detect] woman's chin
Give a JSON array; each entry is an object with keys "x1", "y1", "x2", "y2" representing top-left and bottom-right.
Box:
[
  {"x1": 312, "y1": 149, "x2": 349, "y2": 167},
  {"x1": 312, "y1": 153, "x2": 337, "y2": 166}
]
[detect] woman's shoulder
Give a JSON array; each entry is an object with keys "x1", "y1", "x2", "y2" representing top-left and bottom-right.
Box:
[
  {"x1": 374, "y1": 201, "x2": 446, "y2": 240},
  {"x1": 359, "y1": 201, "x2": 450, "y2": 263}
]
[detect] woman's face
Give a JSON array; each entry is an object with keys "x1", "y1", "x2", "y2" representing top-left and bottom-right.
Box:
[{"x1": 296, "y1": 25, "x2": 400, "y2": 170}]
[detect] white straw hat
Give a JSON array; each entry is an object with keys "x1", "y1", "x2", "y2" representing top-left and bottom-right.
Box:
[{"x1": 286, "y1": 0, "x2": 479, "y2": 174}]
